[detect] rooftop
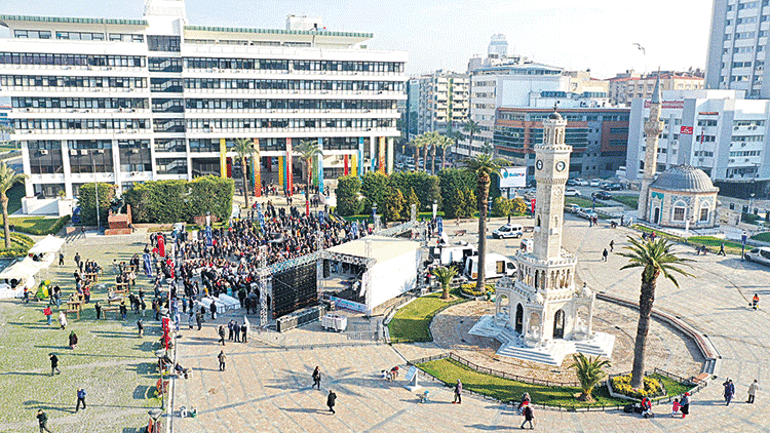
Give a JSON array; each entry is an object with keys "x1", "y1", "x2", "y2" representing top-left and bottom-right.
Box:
[
  {"x1": 184, "y1": 25, "x2": 372, "y2": 39},
  {"x1": 326, "y1": 235, "x2": 421, "y2": 263},
  {"x1": 650, "y1": 164, "x2": 719, "y2": 193},
  {"x1": 0, "y1": 14, "x2": 147, "y2": 26}
]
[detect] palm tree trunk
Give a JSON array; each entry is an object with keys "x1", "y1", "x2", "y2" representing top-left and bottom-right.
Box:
[
  {"x1": 241, "y1": 157, "x2": 250, "y2": 209},
  {"x1": 441, "y1": 283, "x2": 449, "y2": 300},
  {"x1": 469, "y1": 133, "x2": 474, "y2": 154},
  {"x1": 2, "y1": 197, "x2": 9, "y2": 249},
  {"x1": 414, "y1": 146, "x2": 419, "y2": 172},
  {"x1": 476, "y1": 177, "x2": 489, "y2": 291},
  {"x1": 631, "y1": 277, "x2": 657, "y2": 389},
  {"x1": 306, "y1": 158, "x2": 312, "y2": 196},
  {"x1": 442, "y1": 146, "x2": 448, "y2": 170},
  {"x1": 424, "y1": 145, "x2": 428, "y2": 172},
  {"x1": 431, "y1": 145, "x2": 436, "y2": 175}
]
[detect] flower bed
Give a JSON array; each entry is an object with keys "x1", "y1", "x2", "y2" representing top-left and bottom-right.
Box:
[
  {"x1": 459, "y1": 283, "x2": 495, "y2": 300},
  {"x1": 609, "y1": 374, "x2": 664, "y2": 399}
]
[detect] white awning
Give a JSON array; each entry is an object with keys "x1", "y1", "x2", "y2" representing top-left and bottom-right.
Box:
[
  {"x1": 28, "y1": 235, "x2": 66, "y2": 255},
  {"x1": 0, "y1": 260, "x2": 37, "y2": 280}
]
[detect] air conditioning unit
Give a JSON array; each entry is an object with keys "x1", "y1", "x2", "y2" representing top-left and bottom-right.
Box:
[
  {"x1": 80, "y1": 149, "x2": 88, "y2": 155},
  {"x1": 39, "y1": 149, "x2": 49, "y2": 155},
  {"x1": 69, "y1": 149, "x2": 78, "y2": 156},
  {"x1": 131, "y1": 149, "x2": 139, "y2": 154},
  {"x1": 96, "y1": 149, "x2": 105, "y2": 154}
]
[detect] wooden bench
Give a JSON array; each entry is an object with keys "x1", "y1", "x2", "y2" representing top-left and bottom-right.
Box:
[
  {"x1": 113, "y1": 288, "x2": 128, "y2": 296},
  {"x1": 115, "y1": 282, "x2": 129, "y2": 291},
  {"x1": 63, "y1": 309, "x2": 80, "y2": 321},
  {"x1": 101, "y1": 305, "x2": 121, "y2": 319},
  {"x1": 107, "y1": 297, "x2": 123, "y2": 306},
  {"x1": 66, "y1": 301, "x2": 83, "y2": 311},
  {"x1": 84, "y1": 272, "x2": 99, "y2": 282}
]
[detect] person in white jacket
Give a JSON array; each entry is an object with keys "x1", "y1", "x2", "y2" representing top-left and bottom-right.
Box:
[
  {"x1": 58, "y1": 311, "x2": 68, "y2": 330},
  {"x1": 748, "y1": 379, "x2": 760, "y2": 404}
]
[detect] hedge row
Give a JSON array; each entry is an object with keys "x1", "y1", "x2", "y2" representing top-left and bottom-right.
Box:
[
  {"x1": 0, "y1": 231, "x2": 35, "y2": 257},
  {"x1": 124, "y1": 176, "x2": 234, "y2": 224}
]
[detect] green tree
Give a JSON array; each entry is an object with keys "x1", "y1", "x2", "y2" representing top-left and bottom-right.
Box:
[
  {"x1": 335, "y1": 175, "x2": 362, "y2": 216},
  {"x1": 295, "y1": 139, "x2": 322, "y2": 193},
  {"x1": 437, "y1": 135, "x2": 455, "y2": 171},
  {"x1": 361, "y1": 171, "x2": 391, "y2": 214},
  {"x1": 458, "y1": 188, "x2": 477, "y2": 218},
  {"x1": 491, "y1": 196, "x2": 513, "y2": 218},
  {"x1": 512, "y1": 197, "x2": 528, "y2": 216},
  {"x1": 405, "y1": 188, "x2": 420, "y2": 218},
  {"x1": 382, "y1": 188, "x2": 405, "y2": 221},
  {"x1": 233, "y1": 138, "x2": 257, "y2": 209},
  {"x1": 78, "y1": 183, "x2": 116, "y2": 227},
  {"x1": 618, "y1": 236, "x2": 693, "y2": 389},
  {"x1": 463, "y1": 154, "x2": 504, "y2": 291},
  {"x1": 438, "y1": 168, "x2": 476, "y2": 219},
  {"x1": 410, "y1": 136, "x2": 424, "y2": 172},
  {"x1": 432, "y1": 266, "x2": 458, "y2": 300},
  {"x1": 0, "y1": 163, "x2": 26, "y2": 248},
  {"x1": 462, "y1": 120, "x2": 481, "y2": 150},
  {"x1": 569, "y1": 353, "x2": 611, "y2": 401},
  {"x1": 390, "y1": 171, "x2": 440, "y2": 215}
]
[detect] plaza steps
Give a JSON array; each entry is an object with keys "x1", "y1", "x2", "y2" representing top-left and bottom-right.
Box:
[
  {"x1": 574, "y1": 332, "x2": 615, "y2": 359},
  {"x1": 496, "y1": 342, "x2": 565, "y2": 366}
]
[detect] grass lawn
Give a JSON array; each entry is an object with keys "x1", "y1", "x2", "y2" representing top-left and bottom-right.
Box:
[
  {"x1": 3, "y1": 216, "x2": 69, "y2": 236},
  {"x1": 418, "y1": 358, "x2": 627, "y2": 408},
  {"x1": 633, "y1": 225, "x2": 744, "y2": 255},
  {"x1": 611, "y1": 195, "x2": 639, "y2": 209},
  {"x1": 388, "y1": 289, "x2": 465, "y2": 343},
  {"x1": 649, "y1": 373, "x2": 692, "y2": 398},
  {"x1": 752, "y1": 232, "x2": 770, "y2": 243}
]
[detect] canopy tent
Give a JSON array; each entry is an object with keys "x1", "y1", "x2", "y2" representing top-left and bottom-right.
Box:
[
  {"x1": 0, "y1": 260, "x2": 38, "y2": 280},
  {"x1": 28, "y1": 235, "x2": 65, "y2": 255}
]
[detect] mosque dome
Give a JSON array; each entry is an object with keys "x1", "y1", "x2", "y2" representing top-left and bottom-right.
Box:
[{"x1": 650, "y1": 164, "x2": 719, "y2": 193}]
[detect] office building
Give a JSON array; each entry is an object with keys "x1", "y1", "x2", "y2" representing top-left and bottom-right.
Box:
[
  {"x1": 705, "y1": 0, "x2": 770, "y2": 98},
  {"x1": 416, "y1": 70, "x2": 469, "y2": 136},
  {"x1": 494, "y1": 107, "x2": 629, "y2": 180},
  {"x1": 607, "y1": 70, "x2": 704, "y2": 107},
  {"x1": 0, "y1": 0, "x2": 407, "y2": 200},
  {"x1": 625, "y1": 88, "x2": 770, "y2": 198}
]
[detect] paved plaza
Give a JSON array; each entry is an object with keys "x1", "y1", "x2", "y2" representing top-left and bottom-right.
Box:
[{"x1": 169, "y1": 215, "x2": 770, "y2": 433}]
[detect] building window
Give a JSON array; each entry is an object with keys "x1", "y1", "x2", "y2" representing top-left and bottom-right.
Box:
[
  {"x1": 147, "y1": 35, "x2": 181, "y2": 52},
  {"x1": 699, "y1": 207, "x2": 710, "y2": 222},
  {"x1": 672, "y1": 202, "x2": 687, "y2": 222}
]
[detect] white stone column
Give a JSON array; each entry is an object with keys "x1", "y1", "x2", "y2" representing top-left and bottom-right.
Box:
[{"x1": 60, "y1": 140, "x2": 73, "y2": 198}]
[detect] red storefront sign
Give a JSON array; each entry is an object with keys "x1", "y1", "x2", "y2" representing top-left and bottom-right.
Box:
[{"x1": 680, "y1": 126, "x2": 694, "y2": 135}]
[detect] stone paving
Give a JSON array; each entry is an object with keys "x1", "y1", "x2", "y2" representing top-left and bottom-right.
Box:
[{"x1": 168, "y1": 214, "x2": 770, "y2": 432}]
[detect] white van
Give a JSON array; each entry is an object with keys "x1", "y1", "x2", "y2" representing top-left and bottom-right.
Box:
[
  {"x1": 429, "y1": 243, "x2": 478, "y2": 271},
  {"x1": 492, "y1": 224, "x2": 524, "y2": 239},
  {"x1": 464, "y1": 253, "x2": 516, "y2": 280}
]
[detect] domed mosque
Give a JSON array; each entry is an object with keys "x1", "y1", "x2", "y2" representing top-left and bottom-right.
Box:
[{"x1": 637, "y1": 77, "x2": 720, "y2": 229}]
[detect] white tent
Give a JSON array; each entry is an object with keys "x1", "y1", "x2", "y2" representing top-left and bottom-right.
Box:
[
  {"x1": 0, "y1": 260, "x2": 37, "y2": 280},
  {"x1": 28, "y1": 235, "x2": 65, "y2": 255}
]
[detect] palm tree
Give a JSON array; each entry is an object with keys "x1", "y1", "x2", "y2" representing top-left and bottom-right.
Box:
[
  {"x1": 424, "y1": 132, "x2": 437, "y2": 173},
  {"x1": 437, "y1": 135, "x2": 455, "y2": 171},
  {"x1": 233, "y1": 138, "x2": 256, "y2": 209},
  {"x1": 618, "y1": 236, "x2": 693, "y2": 389},
  {"x1": 432, "y1": 266, "x2": 458, "y2": 300},
  {"x1": 410, "y1": 136, "x2": 423, "y2": 172},
  {"x1": 463, "y1": 154, "x2": 504, "y2": 291},
  {"x1": 462, "y1": 120, "x2": 481, "y2": 153},
  {"x1": 295, "y1": 140, "x2": 322, "y2": 195},
  {"x1": 569, "y1": 353, "x2": 611, "y2": 401},
  {"x1": 0, "y1": 163, "x2": 27, "y2": 249}
]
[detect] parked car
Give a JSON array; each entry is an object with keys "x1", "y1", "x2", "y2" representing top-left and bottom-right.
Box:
[
  {"x1": 603, "y1": 183, "x2": 623, "y2": 191},
  {"x1": 573, "y1": 178, "x2": 588, "y2": 186},
  {"x1": 745, "y1": 247, "x2": 770, "y2": 267},
  {"x1": 565, "y1": 188, "x2": 581, "y2": 197},
  {"x1": 566, "y1": 204, "x2": 581, "y2": 214},
  {"x1": 589, "y1": 179, "x2": 601, "y2": 187},
  {"x1": 566, "y1": 179, "x2": 578, "y2": 186},
  {"x1": 492, "y1": 224, "x2": 524, "y2": 239},
  {"x1": 592, "y1": 191, "x2": 612, "y2": 201},
  {"x1": 576, "y1": 209, "x2": 598, "y2": 220}
]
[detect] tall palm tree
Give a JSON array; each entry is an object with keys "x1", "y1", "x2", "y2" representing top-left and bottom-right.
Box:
[
  {"x1": 295, "y1": 139, "x2": 322, "y2": 195},
  {"x1": 233, "y1": 138, "x2": 256, "y2": 209},
  {"x1": 569, "y1": 353, "x2": 611, "y2": 401},
  {"x1": 432, "y1": 265, "x2": 458, "y2": 300},
  {"x1": 424, "y1": 132, "x2": 437, "y2": 173},
  {"x1": 463, "y1": 120, "x2": 481, "y2": 153},
  {"x1": 463, "y1": 154, "x2": 504, "y2": 291},
  {"x1": 0, "y1": 163, "x2": 27, "y2": 249},
  {"x1": 438, "y1": 135, "x2": 455, "y2": 171},
  {"x1": 618, "y1": 236, "x2": 693, "y2": 389},
  {"x1": 410, "y1": 136, "x2": 423, "y2": 172}
]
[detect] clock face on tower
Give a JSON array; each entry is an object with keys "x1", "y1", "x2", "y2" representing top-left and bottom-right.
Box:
[
  {"x1": 536, "y1": 159, "x2": 543, "y2": 170},
  {"x1": 556, "y1": 161, "x2": 566, "y2": 172}
]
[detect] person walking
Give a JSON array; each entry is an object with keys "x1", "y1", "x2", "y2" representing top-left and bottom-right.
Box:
[
  {"x1": 718, "y1": 243, "x2": 726, "y2": 256},
  {"x1": 49, "y1": 353, "x2": 60, "y2": 376},
  {"x1": 58, "y1": 311, "x2": 68, "y2": 330},
  {"x1": 748, "y1": 379, "x2": 759, "y2": 404},
  {"x1": 453, "y1": 379, "x2": 462, "y2": 404},
  {"x1": 68, "y1": 331, "x2": 78, "y2": 350},
  {"x1": 75, "y1": 388, "x2": 86, "y2": 412},
  {"x1": 43, "y1": 306, "x2": 53, "y2": 326},
  {"x1": 752, "y1": 293, "x2": 760, "y2": 310},
  {"x1": 58, "y1": 252, "x2": 64, "y2": 266},
  {"x1": 37, "y1": 409, "x2": 52, "y2": 432},
  {"x1": 520, "y1": 401, "x2": 535, "y2": 429},
  {"x1": 327, "y1": 389, "x2": 337, "y2": 414},
  {"x1": 724, "y1": 378, "x2": 735, "y2": 406},
  {"x1": 233, "y1": 321, "x2": 241, "y2": 343},
  {"x1": 312, "y1": 366, "x2": 321, "y2": 390},
  {"x1": 217, "y1": 350, "x2": 227, "y2": 371},
  {"x1": 227, "y1": 319, "x2": 234, "y2": 341},
  {"x1": 241, "y1": 322, "x2": 247, "y2": 343},
  {"x1": 609, "y1": 239, "x2": 615, "y2": 252},
  {"x1": 196, "y1": 311, "x2": 202, "y2": 331},
  {"x1": 602, "y1": 248, "x2": 609, "y2": 262},
  {"x1": 680, "y1": 392, "x2": 691, "y2": 418},
  {"x1": 137, "y1": 319, "x2": 144, "y2": 337},
  {"x1": 218, "y1": 325, "x2": 226, "y2": 346}
]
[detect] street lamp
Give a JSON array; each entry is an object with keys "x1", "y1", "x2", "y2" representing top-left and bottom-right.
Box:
[{"x1": 432, "y1": 199, "x2": 438, "y2": 220}]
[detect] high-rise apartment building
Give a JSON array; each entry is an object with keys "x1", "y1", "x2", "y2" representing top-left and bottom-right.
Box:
[
  {"x1": 607, "y1": 70, "x2": 704, "y2": 107},
  {"x1": 417, "y1": 71, "x2": 469, "y2": 136},
  {"x1": 705, "y1": 0, "x2": 770, "y2": 98},
  {"x1": 0, "y1": 0, "x2": 407, "y2": 200}
]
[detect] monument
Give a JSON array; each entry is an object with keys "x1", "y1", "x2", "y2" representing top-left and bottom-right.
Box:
[{"x1": 469, "y1": 108, "x2": 614, "y2": 366}]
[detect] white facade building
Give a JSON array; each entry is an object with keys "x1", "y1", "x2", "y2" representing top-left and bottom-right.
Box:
[
  {"x1": 0, "y1": 1, "x2": 407, "y2": 199},
  {"x1": 416, "y1": 70, "x2": 469, "y2": 136},
  {"x1": 625, "y1": 89, "x2": 770, "y2": 196}
]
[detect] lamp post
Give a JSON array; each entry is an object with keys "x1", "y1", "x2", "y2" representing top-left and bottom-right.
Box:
[{"x1": 432, "y1": 199, "x2": 438, "y2": 220}]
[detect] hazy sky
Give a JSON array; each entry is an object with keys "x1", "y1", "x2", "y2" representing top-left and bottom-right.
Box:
[{"x1": 1, "y1": 0, "x2": 713, "y2": 78}]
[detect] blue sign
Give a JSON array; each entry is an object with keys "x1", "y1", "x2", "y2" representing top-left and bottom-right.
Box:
[
  {"x1": 318, "y1": 211, "x2": 325, "y2": 223},
  {"x1": 205, "y1": 225, "x2": 213, "y2": 247},
  {"x1": 256, "y1": 203, "x2": 265, "y2": 233},
  {"x1": 437, "y1": 217, "x2": 444, "y2": 234}
]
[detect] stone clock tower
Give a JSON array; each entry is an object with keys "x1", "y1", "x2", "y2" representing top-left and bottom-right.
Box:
[{"x1": 533, "y1": 111, "x2": 572, "y2": 262}]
